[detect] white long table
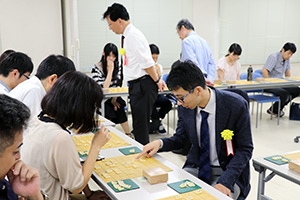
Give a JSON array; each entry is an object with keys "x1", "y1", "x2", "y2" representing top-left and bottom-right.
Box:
[
  {"x1": 101, "y1": 79, "x2": 300, "y2": 115},
  {"x1": 91, "y1": 126, "x2": 232, "y2": 200},
  {"x1": 252, "y1": 151, "x2": 300, "y2": 200}
]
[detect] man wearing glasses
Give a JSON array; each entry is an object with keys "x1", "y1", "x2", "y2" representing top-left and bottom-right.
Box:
[
  {"x1": 0, "y1": 51, "x2": 33, "y2": 94},
  {"x1": 137, "y1": 61, "x2": 253, "y2": 200}
]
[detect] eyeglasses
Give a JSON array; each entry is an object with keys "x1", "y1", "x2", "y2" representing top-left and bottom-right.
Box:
[
  {"x1": 172, "y1": 88, "x2": 194, "y2": 103},
  {"x1": 23, "y1": 74, "x2": 30, "y2": 79}
]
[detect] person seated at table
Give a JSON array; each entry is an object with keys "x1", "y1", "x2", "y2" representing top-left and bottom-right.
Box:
[
  {"x1": 0, "y1": 51, "x2": 33, "y2": 94},
  {"x1": 137, "y1": 61, "x2": 253, "y2": 200},
  {"x1": 0, "y1": 49, "x2": 15, "y2": 63},
  {"x1": 0, "y1": 94, "x2": 46, "y2": 200},
  {"x1": 149, "y1": 44, "x2": 172, "y2": 135},
  {"x1": 9, "y1": 54, "x2": 76, "y2": 119},
  {"x1": 216, "y1": 43, "x2": 242, "y2": 81},
  {"x1": 91, "y1": 43, "x2": 133, "y2": 138},
  {"x1": 21, "y1": 71, "x2": 111, "y2": 200},
  {"x1": 262, "y1": 42, "x2": 300, "y2": 117}
]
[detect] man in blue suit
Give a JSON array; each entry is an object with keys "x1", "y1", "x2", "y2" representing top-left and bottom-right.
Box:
[{"x1": 137, "y1": 61, "x2": 253, "y2": 200}]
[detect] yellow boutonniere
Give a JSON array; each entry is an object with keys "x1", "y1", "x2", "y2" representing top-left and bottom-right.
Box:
[
  {"x1": 221, "y1": 129, "x2": 234, "y2": 140},
  {"x1": 119, "y1": 48, "x2": 126, "y2": 55}
]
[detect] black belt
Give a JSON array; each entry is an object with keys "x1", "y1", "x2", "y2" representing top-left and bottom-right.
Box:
[{"x1": 128, "y1": 75, "x2": 149, "y2": 85}]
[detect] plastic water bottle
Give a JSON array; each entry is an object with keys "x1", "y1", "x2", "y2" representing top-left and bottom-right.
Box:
[{"x1": 247, "y1": 65, "x2": 253, "y2": 81}]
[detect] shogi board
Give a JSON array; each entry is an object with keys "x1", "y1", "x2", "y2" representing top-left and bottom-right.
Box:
[
  {"x1": 72, "y1": 131, "x2": 130, "y2": 154},
  {"x1": 93, "y1": 154, "x2": 172, "y2": 183},
  {"x1": 264, "y1": 78, "x2": 288, "y2": 83},
  {"x1": 289, "y1": 76, "x2": 300, "y2": 81},
  {"x1": 157, "y1": 188, "x2": 218, "y2": 200},
  {"x1": 283, "y1": 152, "x2": 300, "y2": 160},
  {"x1": 108, "y1": 87, "x2": 128, "y2": 93},
  {"x1": 234, "y1": 80, "x2": 258, "y2": 85}
]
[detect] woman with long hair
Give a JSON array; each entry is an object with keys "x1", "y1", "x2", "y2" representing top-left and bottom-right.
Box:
[{"x1": 91, "y1": 43, "x2": 132, "y2": 138}]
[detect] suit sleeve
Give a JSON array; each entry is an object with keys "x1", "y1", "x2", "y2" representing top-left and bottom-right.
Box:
[{"x1": 160, "y1": 106, "x2": 190, "y2": 151}]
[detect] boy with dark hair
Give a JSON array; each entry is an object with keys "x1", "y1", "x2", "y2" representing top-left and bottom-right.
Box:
[
  {"x1": 0, "y1": 51, "x2": 33, "y2": 94},
  {"x1": 9, "y1": 55, "x2": 76, "y2": 118},
  {"x1": 138, "y1": 61, "x2": 253, "y2": 200},
  {"x1": 0, "y1": 94, "x2": 46, "y2": 200},
  {"x1": 149, "y1": 44, "x2": 172, "y2": 135}
]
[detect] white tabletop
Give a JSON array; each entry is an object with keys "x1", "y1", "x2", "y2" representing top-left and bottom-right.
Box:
[{"x1": 253, "y1": 151, "x2": 300, "y2": 185}]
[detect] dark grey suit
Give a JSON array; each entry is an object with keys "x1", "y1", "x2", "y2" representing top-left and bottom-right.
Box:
[{"x1": 161, "y1": 88, "x2": 253, "y2": 197}]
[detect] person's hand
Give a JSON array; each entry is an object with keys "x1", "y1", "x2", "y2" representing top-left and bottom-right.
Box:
[
  {"x1": 205, "y1": 79, "x2": 214, "y2": 87},
  {"x1": 92, "y1": 126, "x2": 111, "y2": 149},
  {"x1": 111, "y1": 97, "x2": 120, "y2": 111},
  {"x1": 7, "y1": 160, "x2": 43, "y2": 200},
  {"x1": 107, "y1": 59, "x2": 114, "y2": 73},
  {"x1": 157, "y1": 79, "x2": 165, "y2": 92},
  {"x1": 136, "y1": 140, "x2": 161, "y2": 159},
  {"x1": 213, "y1": 183, "x2": 232, "y2": 198}
]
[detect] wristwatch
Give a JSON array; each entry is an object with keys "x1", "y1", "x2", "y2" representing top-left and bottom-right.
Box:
[
  {"x1": 40, "y1": 190, "x2": 49, "y2": 200},
  {"x1": 155, "y1": 76, "x2": 161, "y2": 83}
]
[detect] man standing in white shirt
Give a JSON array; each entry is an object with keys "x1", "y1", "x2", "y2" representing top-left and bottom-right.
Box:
[{"x1": 103, "y1": 3, "x2": 165, "y2": 145}]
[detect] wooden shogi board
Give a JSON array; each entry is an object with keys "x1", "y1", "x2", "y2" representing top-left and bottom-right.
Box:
[
  {"x1": 93, "y1": 154, "x2": 172, "y2": 183},
  {"x1": 72, "y1": 131, "x2": 130, "y2": 154},
  {"x1": 157, "y1": 188, "x2": 218, "y2": 200}
]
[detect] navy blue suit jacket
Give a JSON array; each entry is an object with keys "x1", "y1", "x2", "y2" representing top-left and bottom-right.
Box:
[{"x1": 161, "y1": 88, "x2": 253, "y2": 197}]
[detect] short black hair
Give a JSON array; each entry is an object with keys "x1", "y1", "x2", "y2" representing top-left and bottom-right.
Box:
[
  {"x1": 282, "y1": 42, "x2": 297, "y2": 53},
  {"x1": 0, "y1": 94, "x2": 30, "y2": 155},
  {"x1": 167, "y1": 60, "x2": 206, "y2": 91},
  {"x1": 0, "y1": 52, "x2": 33, "y2": 77},
  {"x1": 35, "y1": 55, "x2": 76, "y2": 80},
  {"x1": 103, "y1": 3, "x2": 130, "y2": 21},
  {"x1": 176, "y1": 19, "x2": 194, "y2": 31},
  {"x1": 0, "y1": 49, "x2": 15, "y2": 64},
  {"x1": 41, "y1": 71, "x2": 103, "y2": 133},
  {"x1": 226, "y1": 43, "x2": 242, "y2": 56},
  {"x1": 149, "y1": 44, "x2": 160, "y2": 55}
]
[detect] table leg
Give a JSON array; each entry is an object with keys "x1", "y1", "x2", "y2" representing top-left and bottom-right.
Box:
[
  {"x1": 101, "y1": 99, "x2": 108, "y2": 116},
  {"x1": 257, "y1": 169, "x2": 266, "y2": 200},
  {"x1": 253, "y1": 161, "x2": 267, "y2": 200}
]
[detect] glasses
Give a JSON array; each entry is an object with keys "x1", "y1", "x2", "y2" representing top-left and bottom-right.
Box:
[
  {"x1": 172, "y1": 88, "x2": 194, "y2": 103},
  {"x1": 23, "y1": 74, "x2": 30, "y2": 79}
]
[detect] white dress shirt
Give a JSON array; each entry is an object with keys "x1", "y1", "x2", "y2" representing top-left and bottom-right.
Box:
[
  {"x1": 9, "y1": 76, "x2": 46, "y2": 119},
  {"x1": 196, "y1": 88, "x2": 220, "y2": 166},
  {"x1": 123, "y1": 23, "x2": 154, "y2": 82}
]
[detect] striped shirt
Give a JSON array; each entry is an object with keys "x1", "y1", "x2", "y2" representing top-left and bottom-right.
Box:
[{"x1": 91, "y1": 63, "x2": 122, "y2": 87}]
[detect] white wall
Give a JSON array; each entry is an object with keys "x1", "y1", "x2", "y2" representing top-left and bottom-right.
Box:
[
  {"x1": 1, "y1": 0, "x2": 300, "y2": 73},
  {"x1": 0, "y1": 0, "x2": 64, "y2": 69},
  {"x1": 192, "y1": 0, "x2": 219, "y2": 64},
  {"x1": 219, "y1": 0, "x2": 300, "y2": 65},
  {"x1": 71, "y1": 0, "x2": 197, "y2": 72}
]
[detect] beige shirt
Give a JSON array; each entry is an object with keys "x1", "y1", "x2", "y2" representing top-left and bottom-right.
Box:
[{"x1": 21, "y1": 117, "x2": 84, "y2": 200}]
